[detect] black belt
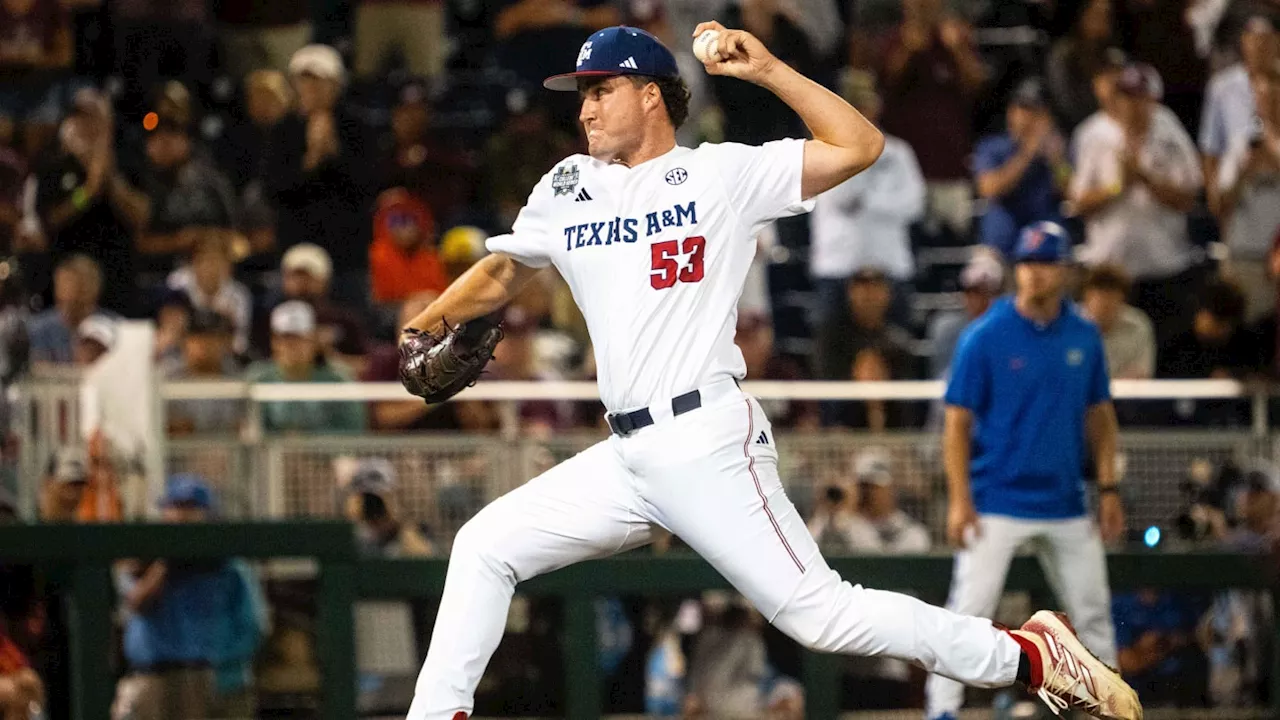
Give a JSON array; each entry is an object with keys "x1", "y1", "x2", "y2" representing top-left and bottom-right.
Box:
[{"x1": 607, "y1": 389, "x2": 703, "y2": 436}]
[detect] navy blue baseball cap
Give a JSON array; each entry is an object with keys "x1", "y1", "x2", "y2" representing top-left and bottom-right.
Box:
[
  {"x1": 160, "y1": 473, "x2": 215, "y2": 510},
  {"x1": 1012, "y1": 221, "x2": 1072, "y2": 264},
  {"x1": 544, "y1": 26, "x2": 680, "y2": 91}
]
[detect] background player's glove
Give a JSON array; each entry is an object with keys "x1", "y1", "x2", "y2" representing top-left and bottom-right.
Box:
[{"x1": 398, "y1": 314, "x2": 504, "y2": 404}]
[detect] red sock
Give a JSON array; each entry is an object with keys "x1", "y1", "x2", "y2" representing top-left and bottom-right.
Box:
[{"x1": 1006, "y1": 630, "x2": 1044, "y2": 688}]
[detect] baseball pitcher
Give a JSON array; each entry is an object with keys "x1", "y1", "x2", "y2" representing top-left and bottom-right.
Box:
[{"x1": 397, "y1": 24, "x2": 1142, "y2": 720}]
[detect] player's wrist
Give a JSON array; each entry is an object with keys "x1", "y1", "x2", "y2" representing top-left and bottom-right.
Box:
[{"x1": 753, "y1": 57, "x2": 791, "y2": 91}]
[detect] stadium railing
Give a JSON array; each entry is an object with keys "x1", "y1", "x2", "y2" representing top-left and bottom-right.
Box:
[
  {"x1": 11, "y1": 376, "x2": 1279, "y2": 529},
  {"x1": 0, "y1": 521, "x2": 1272, "y2": 720}
]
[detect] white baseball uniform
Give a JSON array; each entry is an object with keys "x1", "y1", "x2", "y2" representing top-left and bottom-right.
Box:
[{"x1": 407, "y1": 140, "x2": 1025, "y2": 720}]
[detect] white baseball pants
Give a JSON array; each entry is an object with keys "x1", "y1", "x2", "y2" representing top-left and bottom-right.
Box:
[
  {"x1": 924, "y1": 514, "x2": 1117, "y2": 718},
  {"x1": 408, "y1": 381, "x2": 1023, "y2": 720}
]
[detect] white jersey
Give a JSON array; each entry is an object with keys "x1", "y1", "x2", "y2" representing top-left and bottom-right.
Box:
[{"x1": 486, "y1": 139, "x2": 812, "y2": 413}]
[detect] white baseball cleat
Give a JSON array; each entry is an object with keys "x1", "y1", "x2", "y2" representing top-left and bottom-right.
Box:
[{"x1": 1009, "y1": 610, "x2": 1143, "y2": 720}]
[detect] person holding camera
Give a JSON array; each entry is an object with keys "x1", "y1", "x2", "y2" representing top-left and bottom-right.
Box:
[
  {"x1": 842, "y1": 450, "x2": 929, "y2": 555},
  {"x1": 1215, "y1": 67, "x2": 1280, "y2": 322},
  {"x1": 341, "y1": 458, "x2": 432, "y2": 558},
  {"x1": 805, "y1": 478, "x2": 859, "y2": 554},
  {"x1": 806, "y1": 449, "x2": 928, "y2": 555}
]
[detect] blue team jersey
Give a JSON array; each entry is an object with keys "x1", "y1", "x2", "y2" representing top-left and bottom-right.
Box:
[
  {"x1": 944, "y1": 297, "x2": 1111, "y2": 519},
  {"x1": 972, "y1": 135, "x2": 1061, "y2": 257}
]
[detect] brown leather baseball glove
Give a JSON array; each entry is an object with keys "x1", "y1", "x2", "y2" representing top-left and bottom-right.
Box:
[{"x1": 398, "y1": 314, "x2": 504, "y2": 404}]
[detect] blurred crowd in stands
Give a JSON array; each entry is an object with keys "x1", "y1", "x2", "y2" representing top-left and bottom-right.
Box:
[
  {"x1": 2, "y1": 0, "x2": 1280, "y2": 717},
  {"x1": 7, "y1": 0, "x2": 1280, "y2": 440}
]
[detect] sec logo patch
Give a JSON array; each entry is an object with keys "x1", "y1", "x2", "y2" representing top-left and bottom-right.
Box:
[{"x1": 665, "y1": 168, "x2": 688, "y2": 185}]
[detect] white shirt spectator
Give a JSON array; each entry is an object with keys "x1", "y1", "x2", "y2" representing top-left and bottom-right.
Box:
[
  {"x1": 809, "y1": 135, "x2": 925, "y2": 281},
  {"x1": 1070, "y1": 107, "x2": 1202, "y2": 279},
  {"x1": 1201, "y1": 63, "x2": 1256, "y2": 160},
  {"x1": 1100, "y1": 304, "x2": 1157, "y2": 379},
  {"x1": 166, "y1": 267, "x2": 253, "y2": 356},
  {"x1": 1070, "y1": 103, "x2": 1185, "y2": 173},
  {"x1": 1216, "y1": 133, "x2": 1280, "y2": 261}
]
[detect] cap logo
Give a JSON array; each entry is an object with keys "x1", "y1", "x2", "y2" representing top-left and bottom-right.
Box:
[
  {"x1": 619, "y1": 56, "x2": 639, "y2": 69},
  {"x1": 1024, "y1": 229, "x2": 1044, "y2": 251},
  {"x1": 577, "y1": 41, "x2": 594, "y2": 68}
]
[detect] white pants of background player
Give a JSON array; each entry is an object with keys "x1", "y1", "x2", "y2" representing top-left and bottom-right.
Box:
[
  {"x1": 407, "y1": 379, "x2": 1025, "y2": 720},
  {"x1": 924, "y1": 514, "x2": 1118, "y2": 718}
]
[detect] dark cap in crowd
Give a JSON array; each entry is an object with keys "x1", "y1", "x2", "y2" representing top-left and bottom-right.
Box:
[
  {"x1": 49, "y1": 446, "x2": 89, "y2": 484},
  {"x1": 1009, "y1": 77, "x2": 1048, "y2": 109},
  {"x1": 1245, "y1": 467, "x2": 1280, "y2": 494},
  {"x1": 188, "y1": 309, "x2": 234, "y2": 336},
  {"x1": 160, "y1": 473, "x2": 215, "y2": 510},
  {"x1": 1199, "y1": 278, "x2": 1247, "y2": 323},
  {"x1": 159, "y1": 289, "x2": 195, "y2": 313}
]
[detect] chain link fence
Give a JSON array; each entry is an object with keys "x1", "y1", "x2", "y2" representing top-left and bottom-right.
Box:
[{"x1": 160, "y1": 428, "x2": 1276, "y2": 549}]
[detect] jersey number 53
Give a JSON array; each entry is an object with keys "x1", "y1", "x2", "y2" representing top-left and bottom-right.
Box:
[{"x1": 650, "y1": 236, "x2": 706, "y2": 290}]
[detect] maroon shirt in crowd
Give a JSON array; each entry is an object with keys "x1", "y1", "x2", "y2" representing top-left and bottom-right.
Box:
[{"x1": 877, "y1": 29, "x2": 974, "y2": 181}]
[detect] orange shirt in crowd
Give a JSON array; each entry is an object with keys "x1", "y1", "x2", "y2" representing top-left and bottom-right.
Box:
[
  {"x1": 76, "y1": 430, "x2": 122, "y2": 522},
  {"x1": 370, "y1": 189, "x2": 449, "y2": 303}
]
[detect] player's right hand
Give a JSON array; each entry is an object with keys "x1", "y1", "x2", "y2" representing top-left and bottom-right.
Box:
[
  {"x1": 692, "y1": 21, "x2": 778, "y2": 85},
  {"x1": 946, "y1": 500, "x2": 981, "y2": 548}
]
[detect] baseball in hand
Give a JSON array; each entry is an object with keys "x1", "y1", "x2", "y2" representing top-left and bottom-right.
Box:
[{"x1": 693, "y1": 29, "x2": 721, "y2": 63}]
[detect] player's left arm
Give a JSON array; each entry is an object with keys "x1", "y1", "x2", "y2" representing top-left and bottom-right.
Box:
[
  {"x1": 694, "y1": 22, "x2": 885, "y2": 200},
  {"x1": 1085, "y1": 401, "x2": 1119, "y2": 490},
  {"x1": 1085, "y1": 330, "x2": 1125, "y2": 542}
]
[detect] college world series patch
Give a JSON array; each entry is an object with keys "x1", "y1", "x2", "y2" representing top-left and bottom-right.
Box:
[{"x1": 552, "y1": 162, "x2": 580, "y2": 196}]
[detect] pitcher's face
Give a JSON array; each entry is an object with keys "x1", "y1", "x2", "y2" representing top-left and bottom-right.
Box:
[{"x1": 579, "y1": 76, "x2": 648, "y2": 162}]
